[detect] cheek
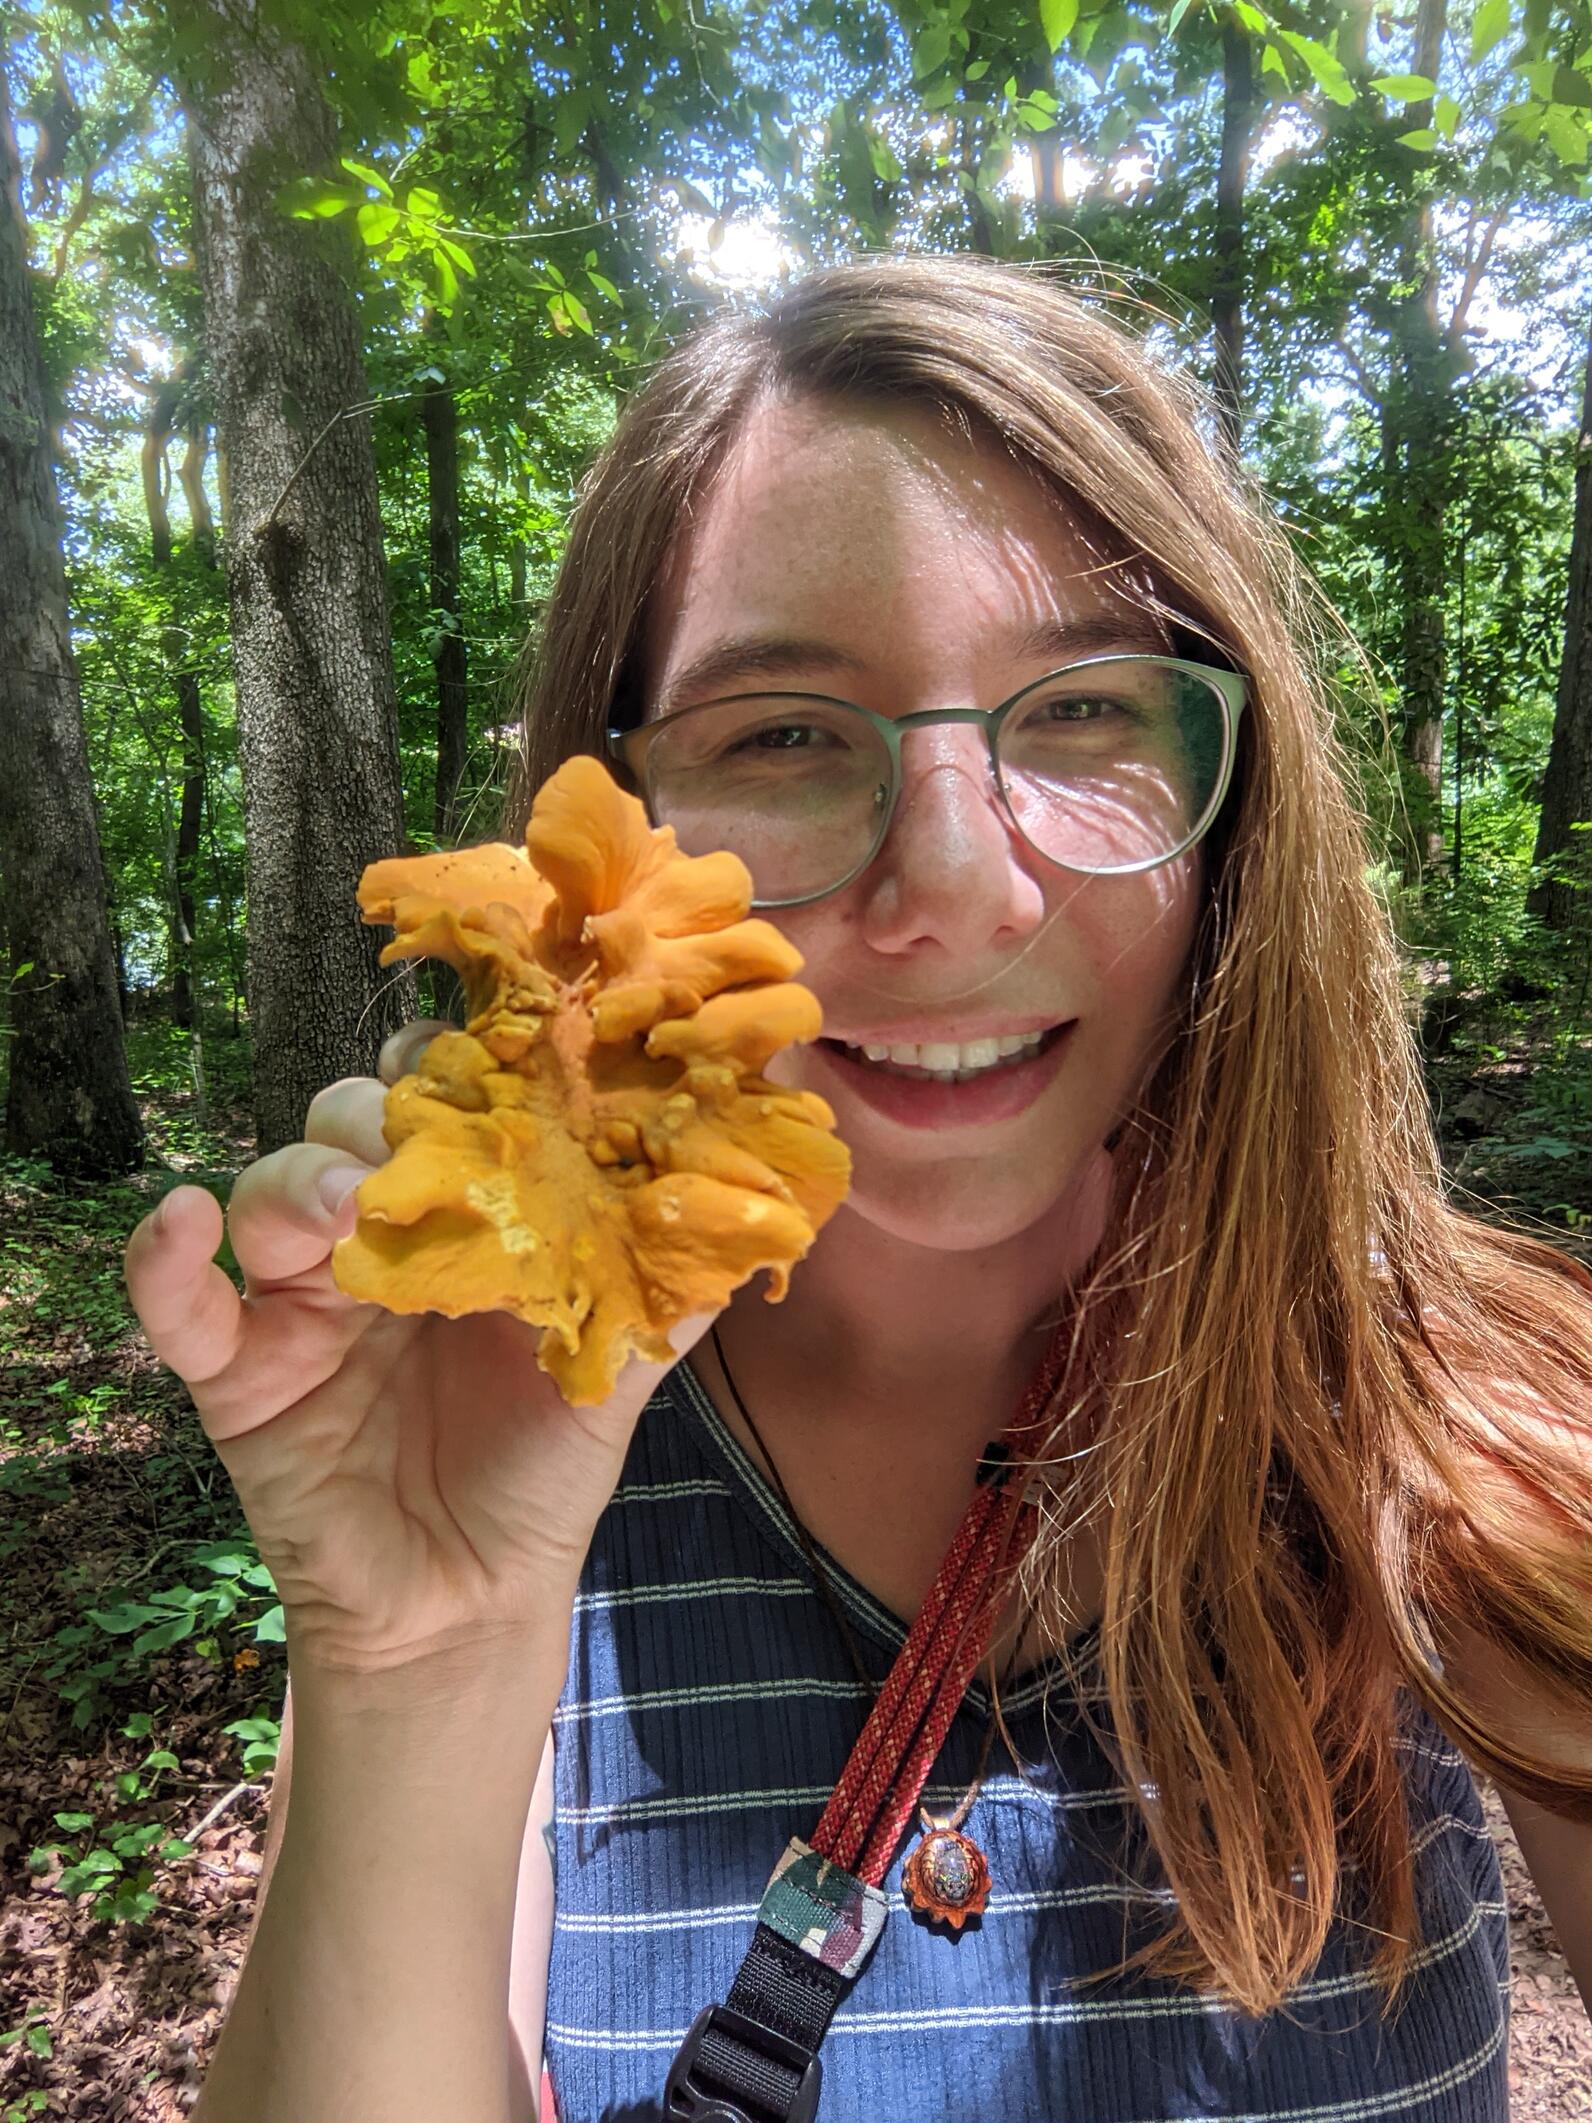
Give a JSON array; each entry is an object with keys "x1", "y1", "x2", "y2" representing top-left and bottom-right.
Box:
[{"x1": 1067, "y1": 867, "x2": 1202, "y2": 1089}]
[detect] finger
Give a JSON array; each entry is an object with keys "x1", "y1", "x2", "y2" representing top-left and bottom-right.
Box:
[
  {"x1": 225, "y1": 1143, "x2": 379, "y2": 1288},
  {"x1": 125, "y1": 1184, "x2": 247, "y2": 1386},
  {"x1": 378, "y1": 1017, "x2": 460, "y2": 1087},
  {"x1": 609, "y1": 1308, "x2": 724, "y2": 1410},
  {"x1": 304, "y1": 1077, "x2": 393, "y2": 1168}
]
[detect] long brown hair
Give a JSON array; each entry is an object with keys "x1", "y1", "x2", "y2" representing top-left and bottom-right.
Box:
[{"x1": 503, "y1": 254, "x2": 1592, "y2": 2013}]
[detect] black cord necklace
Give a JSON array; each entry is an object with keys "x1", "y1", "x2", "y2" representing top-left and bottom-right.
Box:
[{"x1": 703, "y1": 1320, "x2": 1025, "y2": 1896}]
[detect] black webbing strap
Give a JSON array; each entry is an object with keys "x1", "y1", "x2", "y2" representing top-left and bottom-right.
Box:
[{"x1": 662, "y1": 1921, "x2": 848, "y2": 2121}]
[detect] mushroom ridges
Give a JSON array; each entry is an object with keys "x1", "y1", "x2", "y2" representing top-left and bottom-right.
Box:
[{"x1": 330, "y1": 755, "x2": 851, "y2": 1403}]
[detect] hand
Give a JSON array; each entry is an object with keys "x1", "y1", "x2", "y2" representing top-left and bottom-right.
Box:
[{"x1": 123, "y1": 1019, "x2": 719, "y2": 1678}]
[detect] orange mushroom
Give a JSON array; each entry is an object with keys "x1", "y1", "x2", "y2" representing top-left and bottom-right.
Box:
[{"x1": 330, "y1": 755, "x2": 851, "y2": 1404}]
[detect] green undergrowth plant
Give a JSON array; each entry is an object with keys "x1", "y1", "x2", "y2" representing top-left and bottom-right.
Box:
[
  {"x1": 24, "y1": 1710, "x2": 194, "y2": 1927},
  {"x1": 48, "y1": 1539, "x2": 285, "y2": 1732}
]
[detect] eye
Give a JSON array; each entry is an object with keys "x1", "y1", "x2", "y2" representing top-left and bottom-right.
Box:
[
  {"x1": 738, "y1": 722, "x2": 826, "y2": 750},
  {"x1": 1034, "y1": 692, "x2": 1134, "y2": 724}
]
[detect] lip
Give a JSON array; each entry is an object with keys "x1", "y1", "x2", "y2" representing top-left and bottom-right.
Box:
[{"x1": 811, "y1": 1021, "x2": 1076, "y2": 1130}]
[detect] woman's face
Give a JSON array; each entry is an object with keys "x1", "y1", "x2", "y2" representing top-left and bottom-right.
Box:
[{"x1": 645, "y1": 397, "x2": 1203, "y2": 1252}]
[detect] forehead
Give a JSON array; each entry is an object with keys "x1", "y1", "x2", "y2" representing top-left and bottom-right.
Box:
[{"x1": 647, "y1": 396, "x2": 1158, "y2": 695}]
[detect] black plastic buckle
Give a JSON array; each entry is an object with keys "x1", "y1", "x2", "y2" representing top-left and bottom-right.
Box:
[{"x1": 663, "y1": 2003, "x2": 823, "y2": 2123}]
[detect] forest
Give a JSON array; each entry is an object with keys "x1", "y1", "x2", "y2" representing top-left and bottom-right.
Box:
[{"x1": 1, "y1": 0, "x2": 1589, "y2": 2112}]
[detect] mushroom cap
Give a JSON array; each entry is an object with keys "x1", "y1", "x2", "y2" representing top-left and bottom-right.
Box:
[{"x1": 331, "y1": 756, "x2": 851, "y2": 1403}]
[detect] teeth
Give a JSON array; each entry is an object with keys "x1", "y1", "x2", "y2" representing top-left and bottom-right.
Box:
[{"x1": 843, "y1": 1029, "x2": 1051, "y2": 1078}]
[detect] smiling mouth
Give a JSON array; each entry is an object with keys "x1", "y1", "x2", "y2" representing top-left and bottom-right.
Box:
[{"x1": 817, "y1": 1021, "x2": 1073, "y2": 1084}]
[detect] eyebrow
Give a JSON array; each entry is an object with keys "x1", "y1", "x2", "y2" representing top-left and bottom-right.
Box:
[{"x1": 654, "y1": 610, "x2": 1174, "y2": 714}]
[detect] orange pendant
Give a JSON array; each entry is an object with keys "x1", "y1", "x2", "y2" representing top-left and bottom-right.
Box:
[{"x1": 902, "y1": 1822, "x2": 991, "y2": 1929}]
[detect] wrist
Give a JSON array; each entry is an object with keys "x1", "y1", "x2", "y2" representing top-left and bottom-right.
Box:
[{"x1": 285, "y1": 1610, "x2": 571, "y2": 1733}]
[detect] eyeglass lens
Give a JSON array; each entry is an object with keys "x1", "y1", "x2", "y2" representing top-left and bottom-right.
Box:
[{"x1": 640, "y1": 660, "x2": 1230, "y2": 903}]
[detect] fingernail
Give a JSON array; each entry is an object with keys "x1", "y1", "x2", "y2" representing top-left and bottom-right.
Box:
[{"x1": 316, "y1": 1166, "x2": 369, "y2": 1217}]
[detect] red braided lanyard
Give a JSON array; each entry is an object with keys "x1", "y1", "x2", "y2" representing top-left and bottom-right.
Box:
[{"x1": 807, "y1": 1326, "x2": 1069, "y2": 1887}]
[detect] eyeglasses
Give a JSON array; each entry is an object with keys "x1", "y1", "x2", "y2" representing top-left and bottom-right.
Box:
[{"x1": 607, "y1": 653, "x2": 1248, "y2": 910}]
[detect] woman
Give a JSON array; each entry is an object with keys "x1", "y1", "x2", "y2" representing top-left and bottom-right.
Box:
[{"x1": 124, "y1": 256, "x2": 1592, "y2": 2123}]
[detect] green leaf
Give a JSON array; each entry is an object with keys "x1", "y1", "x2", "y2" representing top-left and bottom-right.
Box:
[
  {"x1": 1396, "y1": 126, "x2": 1439, "y2": 147},
  {"x1": 192, "y1": 1548, "x2": 253, "y2": 1577},
  {"x1": 340, "y1": 157, "x2": 392, "y2": 199},
  {"x1": 161, "y1": 1838, "x2": 194, "y2": 1862},
  {"x1": 1233, "y1": 1, "x2": 1269, "y2": 31},
  {"x1": 1372, "y1": 73, "x2": 1438, "y2": 99},
  {"x1": 1278, "y1": 30, "x2": 1355, "y2": 104},
  {"x1": 1551, "y1": 65, "x2": 1592, "y2": 107},
  {"x1": 276, "y1": 178, "x2": 352, "y2": 220},
  {"x1": 143, "y1": 1749, "x2": 180, "y2": 1772},
  {"x1": 913, "y1": 21, "x2": 951, "y2": 76},
  {"x1": 1541, "y1": 102, "x2": 1590, "y2": 162},
  {"x1": 253, "y1": 1605, "x2": 286, "y2": 1643},
  {"x1": 224, "y1": 1716, "x2": 282, "y2": 1746},
  {"x1": 586, "y1": 269, "x2": 620, "y2": 300},
  {"x1": 1040, "y1": 0, "x2": 1078, "y2": 53},
  {"x1": 1471, "y1": 0, "x2": 1510, "y2": 63},
  {"x1": 1434, "y1": 92, "x2": 1461, "y2": 136},
  {"x1": 964, "y1": 57, "x2": 990, "y2": 79},
  {"x1": 407, "y1": 186, "x2": 442, "y2": 217},
  {"x1": 132, "y1": 1614, "x2": 196, "y2": 1655},
  {"x1": 53, "y1": 1812, "x2": 93, "y2": 1832},
  {"x1": 355, "y1": 202, "x2": 400, "y2": 246},
  {"x1": 1168, "y1": 0, "x2": 1197, "y2": 28},
  {"x1": 869, "y1": 135, "x2": 904, "y2": 181},
  {"x1": 85, "y1": 1602, "x2": 166, "y2": 1635},
  {"x1": 435, "y1": 235, "x2": 475, "y2": 276},
  {"x1": 25, "y1": 2025, "x2": 52, "y2": 2060}
]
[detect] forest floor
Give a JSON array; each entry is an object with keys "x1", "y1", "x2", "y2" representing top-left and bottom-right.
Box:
[{"x1": 0, "y1": 1015, "x2": 1589, "y2": 2121}]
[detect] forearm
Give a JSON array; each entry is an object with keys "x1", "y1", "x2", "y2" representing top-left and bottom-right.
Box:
[{"x1": 194, "y1": 1625, "x2": 569, "y2": 2123}]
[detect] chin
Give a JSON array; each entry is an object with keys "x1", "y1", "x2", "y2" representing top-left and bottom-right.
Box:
[{"x1": 829, "y1": 1158, "x2": 1090, "y2": 1255}]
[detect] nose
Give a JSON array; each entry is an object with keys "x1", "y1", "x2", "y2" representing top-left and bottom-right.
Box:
[{"x1": 855, "y1": 722, "x2": 1047, "y2": 957}]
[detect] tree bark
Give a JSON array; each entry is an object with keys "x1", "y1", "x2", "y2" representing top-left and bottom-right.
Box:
[
  {"x1": 1388, "y1": 0, "x2": 1450, "y2": 883},
  {"x1": 180, "y1": 20, "x2": 416, "y2": 1153},
  {"x1": 0, "y1": 77, "x2": 144, "y2": 1176},
  {"x1": 1528, "y1": 326, "x2": 1592, "y2": 936},
  {"x1": 422, "y1": 353, "x2": 468, "y2": 1027},
  {"x1": 142, "y1": 373, "x2": 208, "y2": 1036},
  {"x1": 422, "y1": 361, "x2": 468, "y2": 848},
  {"x1": 1211, "y1": 15, "x2": 1253, "y2": 459}
]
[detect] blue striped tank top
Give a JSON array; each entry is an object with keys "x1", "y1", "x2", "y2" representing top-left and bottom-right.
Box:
[{"x1": 545, "y1": 1363, "x2": 1510, "y2": 2121}]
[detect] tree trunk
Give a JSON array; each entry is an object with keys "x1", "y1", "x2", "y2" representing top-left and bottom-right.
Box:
[
  {"x1": 423, "y1": 360, "x2": 469, "y2": 848},
  {"x1": 180, "y1": 22, "x2": 416, "y2": 1154},
  {"x1": 422, "y1": 354, "x2": 468, "y2": 1027},
  {"x1": 1388, "y1": 0, "x2": 1450, "y2": 883},
  {"x1": 1528, "y1": 327, "x2": 1592, "y2": 936},
  {"x1": 173, "y1": 415, "x2": 219, "y2": 1063},
  {"x1": 142, "y1": 374, "x2": 207, "y2": 1036},
  {"x1": 508, "y1": 459, "x2": 528, "y2": 612},
  {"x1": 0, "y1": 78, "x2": 144, "y2": 1176},
  {"x1": 1211, "y1": 15, "x2": 1253, "y2": 459}
]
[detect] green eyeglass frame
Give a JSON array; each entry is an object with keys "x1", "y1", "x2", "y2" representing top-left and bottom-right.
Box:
[{"x1": 606, "y1": 652, "x2": 1249, "y2": 910}]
